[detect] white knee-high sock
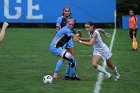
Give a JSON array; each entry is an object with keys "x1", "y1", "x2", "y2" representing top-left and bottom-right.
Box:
[
  {"x1": 97, "y1": 65, "x2": 109, "y2": 74},
  {"x1": 113, "y1": 66, "x2": 120, "y2": 76}
]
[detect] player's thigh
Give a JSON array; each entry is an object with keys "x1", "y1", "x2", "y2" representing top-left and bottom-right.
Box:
[
  {"x1": 92, "y1": 55, "x2": 101, "y2": 65},
  {"x1": 67, "y1": 48, "x2": 75, "y2": 56},
  {"x1": 50, "y1": 46, "x2": 64, "y2": 56},
  {"x1": 66, "y1": 39, "x2": 75, "y2": 56},
  {"x1": 60, "y1": 49, "x2": 72, "y2": 59}
]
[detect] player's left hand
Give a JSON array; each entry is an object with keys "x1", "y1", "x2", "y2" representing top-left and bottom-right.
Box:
[
  {"x1": 105, "y1": 33, "x2": 111, "y2": 38},
  {"x1": 73, "y1": 37, "x2": 80, "y2": 42},
  {"x1": 76, "y1": 30, "x2": 82, "y2": 37}
]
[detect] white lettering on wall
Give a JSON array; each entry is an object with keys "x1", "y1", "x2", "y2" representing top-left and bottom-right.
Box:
[
  {"x1": 26, "y1": 0, "x2": 43, "y2": 19},
  {"x1": 4, "y1": 0, "x2": 21, "y2": 19}
]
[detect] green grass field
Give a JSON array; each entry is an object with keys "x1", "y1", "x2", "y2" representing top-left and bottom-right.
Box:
[{"x1": 0, "y1": 28, "x2": 140, "y2": 93}]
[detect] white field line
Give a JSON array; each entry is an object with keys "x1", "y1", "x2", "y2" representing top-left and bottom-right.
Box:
[{"x1": 93, "y1": 28, "x2": 117, "y2": 93}]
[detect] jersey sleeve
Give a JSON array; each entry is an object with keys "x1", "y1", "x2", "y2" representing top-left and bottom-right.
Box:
[
  {"x1": 94, "y1": 29, "x2": 99, "y2": 34},
  {"x1": 93, "y1": 29, "x2": 100, "y2": 38},
  {"x1": 56, "y1": 17, "x2": 62, "y2": 27},
  {"x1": 66, "y1": 29, "x2": 74, "y2": 37}
]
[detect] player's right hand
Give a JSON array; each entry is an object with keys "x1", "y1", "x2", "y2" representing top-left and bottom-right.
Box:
[{"x1": 73, "y1": 37, "x2": 79, "y2": 42}]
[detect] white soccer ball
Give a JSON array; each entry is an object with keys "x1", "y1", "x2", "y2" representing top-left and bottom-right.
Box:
[{"x1": 43, "y1": 75, "x2": 53, "y2": 84}]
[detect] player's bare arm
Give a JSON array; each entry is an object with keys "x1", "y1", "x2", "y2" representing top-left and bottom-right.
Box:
[
  {"x1": 78, "y1": 37, "x2": 90, "y2": 42},
  {"x1": 0, "y1": 22, "x2": 9, "y2": 42},
  {"x1": 71, "y1": 34, "x2": 80, "y2": 41},
  {"x1": 77, "y1": 32, "x2": 97, "y2": 46},
  {"x1": 56, "y1": 26, "x2": 61, "y2": 32},
  {"x1": 97, "y1": 28, "x2": 111, "y2": 38}
]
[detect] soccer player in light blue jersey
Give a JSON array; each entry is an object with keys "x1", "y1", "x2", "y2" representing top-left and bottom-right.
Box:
[
  {"x1": 53, "y1": 6, "x2": 79, "y2": 80},
  {"x1": 50, "y1": 19, "x2": 80, "y2": 80}
]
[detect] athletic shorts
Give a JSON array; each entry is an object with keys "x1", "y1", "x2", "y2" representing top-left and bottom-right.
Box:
[
  {"x1": 50, "y1": 45, "x2": 66, "y2": 56},
  {"x1": 93, "y1": 46, "x2": 112, "y2": 60},
  {"x1": 66, "y1": 38, "x2": 74, "y2": 48},
  {"x1": 129, "y1": 29, "x2": 137, "y2": 39}
]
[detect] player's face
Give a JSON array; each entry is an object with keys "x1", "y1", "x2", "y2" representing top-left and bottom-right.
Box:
[
  {"x1": 64, "y1": 8, "x2": 70, "y2": 17},
  {"x1": 85, "y1": 24, "x2": 93, "y2": 32},
  {"x1": 129, "y1": 10, "x2": 134, "y2": 16},
  {"x1": 67, "y1": 20, "x2": 74, "y2": 29}
]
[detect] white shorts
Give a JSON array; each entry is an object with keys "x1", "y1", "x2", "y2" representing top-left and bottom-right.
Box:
[{"x1": 93, "y1": 47, "x2": 112, "y2": 60}]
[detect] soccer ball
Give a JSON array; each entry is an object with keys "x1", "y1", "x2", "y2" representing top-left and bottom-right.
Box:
[{"x1": 43, "y1": 75, "x2": 53, "y2": 84}]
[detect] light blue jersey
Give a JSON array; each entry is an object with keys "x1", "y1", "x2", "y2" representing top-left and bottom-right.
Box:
[
  {"x1": 53, "y1": 16, "x2": 77, "y2": 78},
  {"x1": 56, "y1": 16, "x2": 74, "y2": 48},
  {"x1": 50, "y1": 26, "x2": 74, "y2": 56},
  {"x1": 56, "y1": 16, "x2": 64, "y2": 27}
]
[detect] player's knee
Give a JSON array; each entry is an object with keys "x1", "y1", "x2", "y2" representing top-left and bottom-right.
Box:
[
  {"x1": 92, "y1": 62, "x2": 98, "y2": 68},
  {"x1": 106, "y1": 59, "x2": 112, "y2": 66},
  {"x1": 61, "y1": 51, "x2": 76, "y2": 68},
  {"x1": 70, "y1": 56, "x2": 76, "y2": 68},
  {"x1": 61, "y1": 50, "x2": 72, "y2": 59},
  {"x1": 65, "y1": 52, "x2": 72, "y2": 59},
  {"x1": 68, "y1": 48, "x2": 75, "y2": 56}
]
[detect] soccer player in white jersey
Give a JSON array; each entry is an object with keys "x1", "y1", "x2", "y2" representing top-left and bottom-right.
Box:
[
  {"x1": 75, "y1": 21, "x2": 120, "y2": 80},
  {"x1": 0, "y1": 22, "x2": 9, "y2": 43}
]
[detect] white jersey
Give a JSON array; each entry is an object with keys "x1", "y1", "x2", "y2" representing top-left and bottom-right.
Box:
[
  {"x1": 88, "y1": 30, "x2": 106, "y2": 51},
  {"x1": 88, "y1": 29, "x2": 112, "y2": 60}
]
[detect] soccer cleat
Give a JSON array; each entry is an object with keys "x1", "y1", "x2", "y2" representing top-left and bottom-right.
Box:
[
  {"x1": 53, "y1": 73, "x2": 58, "y2": 79},
  {"x1": 71, "y1": 76, "x2": 80, "y2": 80},
  {"x1": 113, "y1": 67, "x2": 120, "y2": 81},
  {"x1": 105, "y1": 73, "x2": 112, "y2": 79},
  {"x1": 114, "y1": 75, "x2": 120, "y2": 81},
  {"x1": 64, "y1": 76, "x2": 70, "y2": 80}
]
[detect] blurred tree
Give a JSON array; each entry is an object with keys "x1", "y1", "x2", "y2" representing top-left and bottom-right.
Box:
[
  {"x1": 117, "y1": 0, "x2": 140, "y2": 15},
  {"x1": 117, "y1": 0, "x2": 140, "y2": 27}
]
